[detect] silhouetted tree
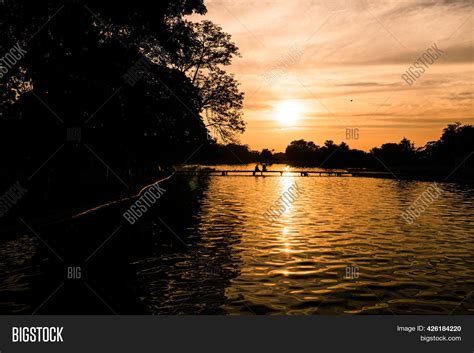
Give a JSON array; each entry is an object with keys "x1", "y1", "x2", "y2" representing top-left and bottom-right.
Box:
[
  {"x1": 422, "y1": 122, "x2": 474, "y2": 167},
  {"x1": 285, "y1": 140, "x2": 318, "y2": 163},
  {"x1": 163, "y1": 20, "x2": 245, "y2": 142},
  {"x1": 195, "y1": 143, "x2": 259, "y2": 164},
  {"x1": 0, "y1": 0, "x2": 212, "y2": 196},
  {"x1": 259, "y1": 149, "x2": 274, "y2": 162}
]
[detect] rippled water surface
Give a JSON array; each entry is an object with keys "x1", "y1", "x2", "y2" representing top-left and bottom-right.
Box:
[
  {"x1": 1, "y1": 164, "x2": 474, "y2": 314},
  {"x1": 132, "y1": 165, "x2": 474, "y2": 315}
]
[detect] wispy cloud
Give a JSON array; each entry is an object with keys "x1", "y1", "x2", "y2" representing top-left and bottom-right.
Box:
[{"x1": 190, "y1": 0, "x2": 473, "y2": 151}]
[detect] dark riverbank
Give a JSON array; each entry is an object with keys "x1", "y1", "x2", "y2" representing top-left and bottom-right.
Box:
[
  {"x1": 0, "y1": 174, "x2": 206, "y2": 314},
  {"x1": 0, "y1": 172, "x2": 174, "y2": 238}
]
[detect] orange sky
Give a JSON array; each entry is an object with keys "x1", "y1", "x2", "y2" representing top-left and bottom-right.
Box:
[{"x1": 190, "y1": 0, "x2": 473, "y2": 152}]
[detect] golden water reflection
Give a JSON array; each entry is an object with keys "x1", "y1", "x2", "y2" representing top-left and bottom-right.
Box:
[
  {"x1": 133, "y1": 164, "x2": 474, "y2": 314},
  {"x1": 185, "y1": 165, "x2": 474, "y2": 314}
]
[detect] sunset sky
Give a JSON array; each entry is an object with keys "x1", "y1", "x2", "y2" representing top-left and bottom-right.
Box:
[{"x1": 190, "y1": 0, "x2": 473, "y2": 152}]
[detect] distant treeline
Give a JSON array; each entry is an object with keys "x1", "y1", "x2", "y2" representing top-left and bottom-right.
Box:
[
  {"x1": 193, "y1": 123, "x2": 474, "y2": 170},
  {"x1": 1, "y1": 1, "x2": 472, "y2": 206}
]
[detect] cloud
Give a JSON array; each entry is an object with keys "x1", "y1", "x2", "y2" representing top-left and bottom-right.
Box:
[
  {"x1": 192, "y1": 0, "x2": 473, "y2": 151},
  {"x1": 333, "y1": 82, "x2": 400, "y2": 87}
]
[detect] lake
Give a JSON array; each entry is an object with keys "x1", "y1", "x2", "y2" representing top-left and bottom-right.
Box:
[
  {"x1": 1, "y1": 164, "x2": 473, "y2": 314},
  {"x1": 132, "y1": 164, "x2": 474, "y2": 314}
]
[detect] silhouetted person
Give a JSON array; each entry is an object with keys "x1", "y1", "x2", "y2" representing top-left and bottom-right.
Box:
[
  {"x1": 253, "y1": 164, "x2": 260, "y2": 176},
  {"x1": 262, "y1": 163, "x2": 267, "y2": 176}
]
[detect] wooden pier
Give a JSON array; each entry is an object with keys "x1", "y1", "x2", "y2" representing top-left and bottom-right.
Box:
[
  {"x1": 175, "y1": 170, "x2": 396, "y2": 178},
  {"x1": 176, "y1": 170, "x2": 350, "y2": 177}
]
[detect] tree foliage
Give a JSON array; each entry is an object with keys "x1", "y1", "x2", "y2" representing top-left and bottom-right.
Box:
[
  {"x1": 163, "y1": 20, "x2": 245, "y2": 142},
  {"x1": 1, "y1": 0, "x2": 246, "y2": 180}
]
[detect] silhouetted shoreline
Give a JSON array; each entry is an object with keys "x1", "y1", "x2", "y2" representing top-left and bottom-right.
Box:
[{"x1": 2, "y1": 163, "x2": 472, "y2": 237}]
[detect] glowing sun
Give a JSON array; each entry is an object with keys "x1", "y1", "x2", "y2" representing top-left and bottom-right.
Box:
[{"x1": 275, "y1": 100, "x2": 302, "y2": 126}]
